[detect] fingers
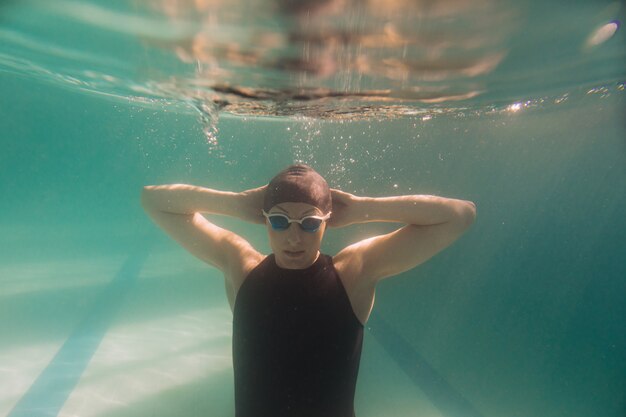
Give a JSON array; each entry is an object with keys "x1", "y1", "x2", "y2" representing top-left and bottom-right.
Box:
[{"x1": 331, "y1": 189, "x2": 356, "y2": 207}]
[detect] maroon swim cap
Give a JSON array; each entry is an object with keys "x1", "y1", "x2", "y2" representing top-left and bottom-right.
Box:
[{"x1": 263, "y1": 164, "x2": 332, "y2": 213}]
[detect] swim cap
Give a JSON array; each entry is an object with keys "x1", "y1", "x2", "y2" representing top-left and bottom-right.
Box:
[{"x1": 263, "y1": 164, "x2": 332, "y2": 214}]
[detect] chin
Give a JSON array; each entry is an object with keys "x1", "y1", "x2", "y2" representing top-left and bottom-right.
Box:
[{"x1": 277, "y1": 251, "x2": 315, "y2": 269}]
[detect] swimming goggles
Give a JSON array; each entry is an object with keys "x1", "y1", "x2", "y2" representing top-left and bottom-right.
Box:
[{"x1": 262, "y1": 210, "x2": 331, "y2": 233}]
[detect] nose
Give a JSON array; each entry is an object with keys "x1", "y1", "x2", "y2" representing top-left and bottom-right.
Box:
[{"x1": 286, "y1": 224, "x2": 302, "y2": 246}]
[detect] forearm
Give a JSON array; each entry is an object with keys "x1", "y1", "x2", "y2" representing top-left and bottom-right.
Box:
[
  {"x1": 141, "y1": 184, "x2": 256, "y2": 221},
  {"x1": 352, "y1": 194, "x2": 476, "y2": 226}
]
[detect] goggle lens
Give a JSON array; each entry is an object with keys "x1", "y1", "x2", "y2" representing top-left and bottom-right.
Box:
[
  {"x1": 301, "y1": 217, "x2": 323, "y2": 232},
  {"x1": 268, "y1": 215, "x2": 290, "y2": 230}
]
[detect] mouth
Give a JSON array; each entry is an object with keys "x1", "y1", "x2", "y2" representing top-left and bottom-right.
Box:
[{"x1": 284, "y1": 250, "x2": 305, "y2": 258}]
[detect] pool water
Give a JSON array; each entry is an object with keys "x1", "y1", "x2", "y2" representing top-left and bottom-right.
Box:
[{"x1": 1, "y1": 1, "x2": 625, "y2": 416}]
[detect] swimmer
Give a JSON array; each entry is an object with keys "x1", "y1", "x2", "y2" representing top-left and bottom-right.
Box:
[{"x1": 141, "y1": 164, "x2": 476, "y2": 417}]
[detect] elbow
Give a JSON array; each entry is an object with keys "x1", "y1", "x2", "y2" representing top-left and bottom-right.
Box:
[
  {"x1": 140, "y1": 186, "x2": 157, "y2": 211},
  {"x1": 449, "y1": 200, "x2": 476, "y2": 230},
  {"x1": 460, "y1": 200, "x2": 477, "y2": 228}
]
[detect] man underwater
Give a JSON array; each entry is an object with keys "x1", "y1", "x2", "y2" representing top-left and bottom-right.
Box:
[{"x1": 141, "y1": 164, "x2": 476, "y2": 417}]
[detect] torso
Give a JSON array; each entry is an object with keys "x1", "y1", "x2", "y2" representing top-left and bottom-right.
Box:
[
  {"x1": 232, "y1": 253, "x2": 364, "y2": 416},
  {"x1": 224, "y1": 252, "x2": 376, "y2": 326}
]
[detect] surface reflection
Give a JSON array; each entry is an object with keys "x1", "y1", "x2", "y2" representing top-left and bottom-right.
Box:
[{"x1": 140, "y1": 0, "x2": 517, "y2": 118}]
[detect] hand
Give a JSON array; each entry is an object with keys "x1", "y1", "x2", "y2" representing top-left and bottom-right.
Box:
[
  {"x1": 327, "y1": 188, "x2": 358, "y2": 228},
  {"x1": 240, "y1": 185, "x2": 267, "y2": 224}
]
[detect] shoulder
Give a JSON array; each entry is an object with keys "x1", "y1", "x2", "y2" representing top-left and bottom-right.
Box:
[
  {"x1": 224, "y1": 252, "x2": 267, "y2": 313},
  {"x1": 331, "y1": 246, "x2": 376, "y2": 291},
  {"x1": 331, "y1": 250, "x2": 377, "y2": 326},
  {"x1": 228, "y1": 250, "x2": 266, "y2": 293},
  {"x1": 332, "y1": 241, "x2": 375, "y2": 279}
]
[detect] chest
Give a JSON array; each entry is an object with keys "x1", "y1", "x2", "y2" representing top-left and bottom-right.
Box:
[
  {"x1": 226, "y1": 259, "x2": 375, "y2": 326},
  {"x1": 237, "y1": 268, "x2": 350, "y2": 316}
]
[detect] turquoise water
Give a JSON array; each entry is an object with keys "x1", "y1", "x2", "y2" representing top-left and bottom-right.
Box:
[{"x1": 1, "y1": 1, "x2": 625, "y2": 417}]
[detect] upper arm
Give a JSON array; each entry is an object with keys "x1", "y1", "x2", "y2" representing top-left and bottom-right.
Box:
[
  {"x1": 335, "y1": 207, "x2": 475, "y2": 284},
  {"x1": 143, "y1": 207, "x2": 261, "y2": 276}
]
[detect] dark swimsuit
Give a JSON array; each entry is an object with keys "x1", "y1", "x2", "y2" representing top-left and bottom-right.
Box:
[{"x1": 232, "y1": 253, "x2": 364, "y2": 417}]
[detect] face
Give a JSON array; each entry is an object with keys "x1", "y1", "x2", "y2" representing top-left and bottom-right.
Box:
[{"x1": 265, "y1": 202, "x2": 327, "y2": 269}]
